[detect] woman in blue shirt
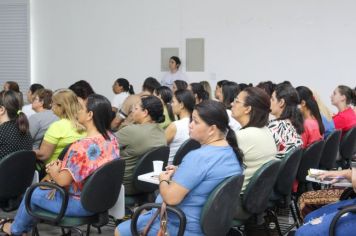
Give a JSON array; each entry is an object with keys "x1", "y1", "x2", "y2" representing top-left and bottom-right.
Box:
[{"x1": 115, "y1": 100, "x2": 243, "y2": 236}]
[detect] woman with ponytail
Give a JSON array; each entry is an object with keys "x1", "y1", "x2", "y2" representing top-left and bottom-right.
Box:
[
  {"x1": 111, "y1": 78, "x2": 135, "y2": 113},
  {"x1": 0, "y1": 90, "x2": 32, "y2": 159},
  {"x1": 154, "y1": 86, "x2": 175, "y2": 129},
  {"x1": 296, "y1": 86, "x2": 324, "y2": 148},
  {"x1": 116, "y1": 100, "x2": 243, "y2": 236}
]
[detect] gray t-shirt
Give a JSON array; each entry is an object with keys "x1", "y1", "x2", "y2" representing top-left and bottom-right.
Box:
[{"x1": 29, "y1": 110, "x2": 59, "y2": 149}]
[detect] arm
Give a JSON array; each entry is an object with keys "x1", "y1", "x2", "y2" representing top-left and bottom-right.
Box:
[
  {"x1": 165, "y1": 122, "x2": 177, "y2": 144},
  {"x1": 317, "y1": 169, "x2": 352, "y2": 182},
  {"x1": 46, "y1": 160, "x2": 73, "y2": 187},
  {"x1": 352, "y1": 168, "x2": 356, "y2": 192},
  {"x1": 35, "y1": 140, "x2": 56, "y2": 161},
  {"x1": 159, "y1": 167, "x2": 189, "y2": 205}
]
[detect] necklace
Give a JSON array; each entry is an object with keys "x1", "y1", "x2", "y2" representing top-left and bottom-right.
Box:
[{"x1": 203, "y1": 137, "x2": 225, "y2": 146}]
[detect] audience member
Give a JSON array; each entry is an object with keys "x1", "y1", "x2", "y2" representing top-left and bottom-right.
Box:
[
  {"x1": 68, "y1": 80, "x2": 95, "y2": 102},
  {"x1": 22, "y1": 83, "x2": 44, "y2": 118},
  {"x1": 165, "y1": 89, "x2": 195, "y2": 163},
  {"x1": 29, "y1": 89, "x2": 59, "y2": 149},
  {"x1": 111, "y1": 78, "x2": 134, "y2": 113},
  {"x1": 220, "y1": 81, "x2": 241, "y2": 134},
  {"x1": 256, "y1": 81, "x2": 276, "y2": 97},
  {"x1": 154, "y1": 86, "x2": 175, "y2": 129},
  {"x1": 200, "y1": 80, "x2": 212, "y2": 99},
  {"x1": 214, "y1": 79, "x2": 228, "y2": 101},
  {"x1": 189, "y1": 82, "x2": 209, "y2": 104},
  {"x1": 161, "y1": 56, "x2": 188, "y2": 88},
  {"x1": 313, "y1": 90, "x2": 335, "y2": 138},
  {"x1": 0, "y1": 90, "x2": 32, "y2": 159},
  {"x1": 116, "y1": 95, "x2": 166, "y2": 195},
  {"x1": 116, "y1": 100, "x2": 243, "y2": 236},
  {"x1": 268, "y1": 83, "x2": 303, "y2": 159},
  {"x1": 0, "y1": 94, "x2": 120, "y2": 236},
  {"x1": 172, "y1": 80, "x2": 188, "y2": 93}
]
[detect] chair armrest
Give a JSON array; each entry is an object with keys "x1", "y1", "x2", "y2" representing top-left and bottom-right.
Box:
[
  {"x1": 329, "y1": 204, "x2": 356, "y2": 236},
  {"x1": 25, "y1": 182, "x2": 69, "y2": 223},
  {"x1": 130, "y1": 203, "x2": 186, "y2": 236}
]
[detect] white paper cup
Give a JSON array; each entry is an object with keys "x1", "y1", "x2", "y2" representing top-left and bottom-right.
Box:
[{"x1": 153, "y1": 160, "x2": 164, "y2": 174}]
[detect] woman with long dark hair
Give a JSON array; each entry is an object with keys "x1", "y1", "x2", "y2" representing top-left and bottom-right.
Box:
[
  {"x1": 111, "y1": 78, "x2": 134, "y2": 113},
  {"x1": 116, "y1": 100, "x2": 243, "y2": 236},
  {"x1": 154, "y1": 86, "x2": 175, "y2": 129}
]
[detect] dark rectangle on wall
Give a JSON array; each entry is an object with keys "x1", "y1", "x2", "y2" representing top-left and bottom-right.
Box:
[
  {"x1": 161, "y1": 48, "x2": 179, "y2": 71},
  {"x1": 186, "y1": 38, "x2": 204, "y2": 72}
]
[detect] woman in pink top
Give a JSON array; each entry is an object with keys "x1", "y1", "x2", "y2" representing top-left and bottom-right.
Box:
[
  {"x1": 331, "y1": 85, "x2": 356, "y2": 135},
  {"x1": 296, "y1": 86, "x2": 324, "y2": 148}
]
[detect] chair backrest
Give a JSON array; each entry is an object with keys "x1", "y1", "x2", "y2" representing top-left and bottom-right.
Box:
[
  {"x1": 133, "y1": 146, "x2": 170, "y2": 193},
  {"x1": 173, "y1": 139, "x2": 201, "y2": 166},
  {"x1": 339, "y1": 127, "x2": 356, "y2": 164},
  {"x1": 81, "y1": 159, "x2": 125, "y2": 213},
  {"x1": 200, "y1": 174, "x2": 244, "y2": 236},
  {"x1": 296, "y1": 140, "x2": 325, "y2": 183},
  {"x1": 243, "y1": 159, "x2": 281, "y2": 214},
  {"x1": 274, "y1": 147, "x2": 303, "y2": 196},
  {"x1": 0, "y1": 150, "x2": 36, "y2": 199},
  {"x1": 319, "y1": 130, "x2": 342, "y2": 170}
]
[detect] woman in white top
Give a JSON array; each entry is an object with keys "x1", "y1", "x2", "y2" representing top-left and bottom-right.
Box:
[
  {"x1": 231, "y1": 87, "x2": 277, "y2": 193},
  {"x1": 111, "y1": 78, "x2": 134, "y2": 113},
  {"x1": 165, "y1": 89, "x2": 195, "y2": 164},
  {"x1": 219, "y1": 81, "x2": 241, "y2": 134},
  {"x1": 161, "y1": 56, "x2": 188, "y2": 89}
]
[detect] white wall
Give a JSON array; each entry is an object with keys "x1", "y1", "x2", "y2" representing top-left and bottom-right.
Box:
[{"x1": 30, "y1": 0, "x2": 356, "y2": 111}]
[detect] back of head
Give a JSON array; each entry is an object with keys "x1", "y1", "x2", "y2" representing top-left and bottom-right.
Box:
[
  {"x1": 174, "y1": 89, "x2": 195, "y2": 114},
  {"x1": 256, "y1": 81, "x2": 276, "y2": 97},
  {"x1": 200, "y1": 81, "x2": 212, "y2": 99},
  {"x1": 142, "y1": 77, "x2": 161, "y2": 94},
  {"x1": 29, "y1": 83, "x2": 44, "y2": 94},
  {"x1": 155, "y1": 86, "x2": 173, "y2": 104},
  {"x1": 195, "y1": 100, "x2": 243, "y2": 164},
  {"x1": 52, "y1": 89, "x2": 84, "y2": 131},
  {"x1": 141, "y1": 95, "x2": 165, "y2": 123},
  {"x1": 238, "y1": 83, "x2": 253, "y2": 91},
  {"x1": 116, "y1": 78, "x2": 134, "y2": 95},
  {"x1": 217, "y1": 80, "x2": 229, "y2": 88},
  {"x1": 69, "y1": 80, "x2": 95, "y2": 100},
  {"x1": 5, "y1": 81, "x2": 20, "y2": 92},
  {"x1": 337, "y1": 85, "x2": 355, "y2": 105},
  {"x1": 313, "y1": 90, "x2": 333, "y2": 121},
  {"x1": 243, "y1": 87, "x2": 271, "y2": 128},
  {"x1": 174, "y1": 80, "x2": 188, "y2": 90},
  {"x1": 34, "y1": 88, "x2": 53, "y2": 109},
  {"x1": 190, "y1": 83, "x2": 209, "y2": 102},
  {"x1": 222, "y1": 81, "x2": 240, "y2": 109},
  {"x1": 274, "y1": 83, "x2": 304, "y2": 134},
  {"x1": 0, "y1": 90, "x2": 29, "y2": 134},
  {"x1": 86, "y1": 94, "x2": 112, "y2": 140}
]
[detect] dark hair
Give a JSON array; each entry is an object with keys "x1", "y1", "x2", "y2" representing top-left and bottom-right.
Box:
[
  {"x1": 190, "y1": 83, "x2": 209, "y2": 103},
  {"x1": 0, "y1": 90, "x2": 29, "y2": 134},
  {"x1": 174, "y1": 89, "x2": 195, "y2": 114},
  {"x1": 238, "y1": 83, "x2": 253, "y2": 91},
  {"x1": 33, "y1": 89, "x2": 53, "y2": 109},
  {"x1": 221, "y1": 81, "x2": 240, "y2": 109},
  {"x1": 337, "y1": 85, "x2": 356, "y2": 105},
  {"x1": 296, "y1": 86, "x2": 325, "y2": 135},
  {"x1": 256, "y1": 81, "x2": 276, "y2": 97},
  {"x1": 86, "y1": 94, "x2": 112, "y2": 140},
  {"x1": 5, "y1": 81, "x2": 20, "y2": 92},
  {"x1": 142, "y1": 77, "x2": 161, "y2": 94},
  {"x1": 274, "y1": 83, "x2": 304, "y2": 134},
  {"x1": 174, "y1": 80, "x2": 188, "y2": 90},
  {"x1": 69, "y1": 80, "x2": 95, "y2": 99},
  {"x1": 216, "y1": 80, "x2": 229, "y2": 88},
  {"x1": 170, "y1": 56, "x2": 181, "y2": 69},
  {"x1": 195, "y1": 100, "x2": 243, "y2": 164},
  {"x1": 141, "y1": 95, "x2": 165, "y2": 123},
  {"x1": 115, "y1": 78, "x2": 134, "y2": 95},
  {"x1": 241, "y1": 87, "x2": 271, "y2": 128},
  {"x1": 29, "y1": 83, "x2": 44, "y2": 94},
  {"x1": 155, "y1": 86, "x2": 175, "y2": 122}
]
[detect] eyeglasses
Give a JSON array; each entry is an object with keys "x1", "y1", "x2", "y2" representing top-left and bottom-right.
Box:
[{"x1": 233, "y1": 98, "x2": 245, "y2": 105}]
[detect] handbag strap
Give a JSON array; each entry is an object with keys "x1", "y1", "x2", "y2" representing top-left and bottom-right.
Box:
[
  {"x1": 141, "y1": 208, "x2": 160, "y2": 236},
  {"x1": 159, "y1": 202, "x2": 168, "y2": 234}
]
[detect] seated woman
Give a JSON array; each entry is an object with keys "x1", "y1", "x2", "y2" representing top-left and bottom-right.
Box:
[
  {"x1": 154, "y1": 86, "x2": 175, "y2": 129},
  {"x1": 34, "y1": 89, "x2": 86, "y2": 168},
  {"x1": 231, "y1": 87, "x2": 277, "y2": 193},
  {"x1": 296, "y1": 86, "x2": 324, "y2": 148},
  {"x1": 188, "y1": 82, "x2": 209, "y2": 104},
  {"x1": 268, "y1": 83, "x2": 304, "y2": 159},
  {"x1": 172, "y1": 80, "x2": 188, "y2": 93},
  {"x1": 165, "y1": 89, "x2": 195, "y2": 164},
  {"x1": 110, "y1": 78, "x2": 134, "y2": 113},
  {"x1": 0, "y1": 94, "x2": 120, "y2": 235},
  {"x1": 220, "y1": 81, "x2": 241, "y2": 134},
  {"x1": 295, "y1": 166, "x2": 356, "y2": 236},
  {"x1": 115, "y1": 100, "x2": 243, "y2": 236},
  {"x1": 313, "y1": 91, "x2": 335, "y2": 138},
  {"x1": 116, "y1": 95, "x2": 167, "y2": 195},
  {"x1": 0, "y1": 90, "x2": 32, "y2": 160},
  {"x1": 331, "y1": 85, "x2": 356, "y2": 136},
  {"x1": 29, "y1": 89, "x2": 59, "y2": 149}
]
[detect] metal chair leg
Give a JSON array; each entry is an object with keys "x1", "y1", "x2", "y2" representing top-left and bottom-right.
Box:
[
  {"x1": 71, "y1": 227, "x2": 83, "y2": 236},
  {"x1": 32, "y1": 225, "x2": 39, "y2": 236},
  {"x1": 86, "y1": 224, "x2": 91, "y2": 236}
]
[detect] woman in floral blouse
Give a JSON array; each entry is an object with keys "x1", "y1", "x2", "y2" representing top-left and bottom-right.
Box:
[
  {"x1": 268, "y1": 82, "x2": 304, "y2": 159},
  {"x1": 0, "y1": 94, "x2": 120, "y2": 235}
]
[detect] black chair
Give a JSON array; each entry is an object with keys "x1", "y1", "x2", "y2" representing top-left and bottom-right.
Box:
[
  {"x1": 131, "y1": 174, "x2": 244, "y2": 236},
  {"x1": 319, "y1": 130, "x2": 342, "y2": 170},
  {"x1": 296, "y1": 140, "x2": 325, "y2": 194},
  {"x1": 25, "y1": 159, "x2": 125, "y2": 236},
  {"x1": 329, "y1": 203, "x2": 356, "y2": 236},
  {"x1": 338, "y1": 127, "x2": 356, "y2": 169},
  {"x1": 0, "y1": 150, "x2": 36, "y2": 212},
  {"x1": 232, "y1": 160, "x2": 281, "y2": 234},
  {"x1": 267, "y1": 148, "x2": 303, "y2": 235},
  {"x1": 172, "y1": 139, "x2": 201, "y2": 166}
]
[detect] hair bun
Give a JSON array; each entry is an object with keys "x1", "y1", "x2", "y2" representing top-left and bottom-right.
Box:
[{"x1": 156, "y1": 115, "x2": 165, "y2": 123}]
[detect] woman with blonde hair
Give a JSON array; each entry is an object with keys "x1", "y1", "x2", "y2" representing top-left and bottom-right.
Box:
[
  {"x1": 35, "y1": 89, "x2": 86, "y2": 169},
  {"x1": 313, "y1": 90, "x2": 335, "y2": 138}
]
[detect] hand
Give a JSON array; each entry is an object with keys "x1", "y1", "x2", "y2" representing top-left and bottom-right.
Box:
[
  {"x1": 165, "y1": 165, "x2": 177, "y2": 172},
  {"x1": 159, "y1": 168, "x2": 175, "y2": 182},
  {"x1": 316, "y1": 170, "x2": 344, "y2": 182},
  {"x1": 46, "y1": 160, "x2": 62, "y2": 176}
]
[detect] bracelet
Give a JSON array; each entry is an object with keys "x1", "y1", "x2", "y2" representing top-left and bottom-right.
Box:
[{"x1": 159, "y1": 180, "x2": 170, "y2": 185}]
